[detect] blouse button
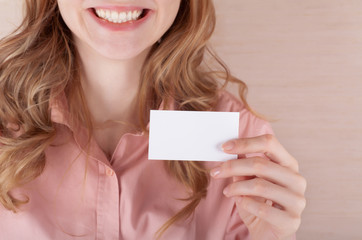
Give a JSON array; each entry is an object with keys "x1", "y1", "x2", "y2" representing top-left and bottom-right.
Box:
[{"x1": 106, "y1": 168, "x2": 114, "y2": 176}]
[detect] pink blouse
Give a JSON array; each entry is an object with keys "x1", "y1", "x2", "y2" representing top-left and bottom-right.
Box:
[{"x1": 0, "y1": 90, "x2": 274, "y2": 240}]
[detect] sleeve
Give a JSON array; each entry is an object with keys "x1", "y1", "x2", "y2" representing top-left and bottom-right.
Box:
[{"x1": 224, "y1": 203, "x2": 250, "y2": 240}]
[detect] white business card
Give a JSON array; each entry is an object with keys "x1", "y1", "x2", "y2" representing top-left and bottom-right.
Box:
[{"x1": 148, "y1": 110, "x2": 239, "y2": 161}]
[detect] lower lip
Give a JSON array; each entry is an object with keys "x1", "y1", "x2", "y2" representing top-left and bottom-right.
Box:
[{"x1": 87, "y1": 8, "x2": 152, "y2": 31}]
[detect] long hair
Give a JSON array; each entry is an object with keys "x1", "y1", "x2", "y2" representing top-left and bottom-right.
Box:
[{"x1": 0, "y1": 0, "x2": 255, "y2": 237}]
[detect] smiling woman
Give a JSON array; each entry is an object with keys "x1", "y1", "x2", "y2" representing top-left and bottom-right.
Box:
[{"x1": 0, "y1": 0, "x2": 305, "y2": 239}]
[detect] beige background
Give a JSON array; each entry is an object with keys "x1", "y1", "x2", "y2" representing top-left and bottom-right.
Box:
[{"x1": 1, "y1": 0, "x2": 361, "y2": 239}]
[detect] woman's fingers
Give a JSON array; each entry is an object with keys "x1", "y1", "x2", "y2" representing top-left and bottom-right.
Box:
[
  {"x1": 223, "y1": 178, "x2": 306, "y2": 216},
  {"x1": 210, "y1": 157, "x2": 307, "y2": 195},
  {"x1": 212, "y1": 134, "x2": 306, "y2": 238},
  {"x1": 222, "y1": 134, "x2": 299, "y2": 172},
  {"x1": 236, "y1": 196, "x2": 302, "y2": 235}
]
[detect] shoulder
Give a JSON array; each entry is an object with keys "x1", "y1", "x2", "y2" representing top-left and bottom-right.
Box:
[
  {"x1": 215, "y1": 90, "x2": 245, "y2": 112},
  {"x1": 215, "y1": 90, "x2": 274, "y2": 138}
]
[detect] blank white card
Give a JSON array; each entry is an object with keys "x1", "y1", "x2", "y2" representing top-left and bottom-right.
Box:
[{"x1": 148, "y1": 110, "x2": 239, "y2": 161}]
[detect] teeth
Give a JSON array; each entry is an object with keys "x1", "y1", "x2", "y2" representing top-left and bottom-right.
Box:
[
  {"x1": 119, "y1": 12, "x2": 126, "y2": 23},
  {"x1": 106, "y1": 10, "x2": 111, "y2": 18},
  {"x1": 111, "y1": 11, "x2": 118, "y2": 20},
  {"x1": 127, "y1": 11, "x2": 132, "y2": 21},
  {"x1": 95, "y1": 8, "x2": 143, "y2": 23},
  {"x1": 132, "y1": 10, "x2": 139, "y2": 19}
]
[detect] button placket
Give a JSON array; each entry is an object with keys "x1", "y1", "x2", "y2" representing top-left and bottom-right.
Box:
[{"x1": 97, "y1": 163, "x2": 119, "y2": 239}]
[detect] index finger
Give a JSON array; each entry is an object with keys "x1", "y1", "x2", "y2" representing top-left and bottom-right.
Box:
[{"x1": 222, "y1": 134, "x2": 299, "y2": 172}]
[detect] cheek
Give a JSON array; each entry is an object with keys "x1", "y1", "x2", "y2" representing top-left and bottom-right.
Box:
[
  {"x1": 168, "y1": 0, "x2": 182, "y2": 20},
  {"x1": 157, "y1": 0, "x2": 181, "y2": 33},
  {"x1": 57, "y1": 0, "x2": 83, "y2": 36}
]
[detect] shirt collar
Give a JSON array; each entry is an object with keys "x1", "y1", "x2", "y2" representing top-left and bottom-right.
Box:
[{"x1": 48, "y1": 89, "x2": 174, "y2": 132}]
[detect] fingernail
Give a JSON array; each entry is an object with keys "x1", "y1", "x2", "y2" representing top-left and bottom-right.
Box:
[
  {"x1": 222, "y1": 141, "x2": 235, "y2": 151},
  {"x1": 210, "y1": 167, "x2": 221, "y2": 177},
  {"x1": 223, "y1": 187, "x2": 229, "y2": 196}
]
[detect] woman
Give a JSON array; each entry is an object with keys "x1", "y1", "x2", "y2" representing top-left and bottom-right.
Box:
[{"x1": 0, "y1": 0, "x2": 306, "y2": 239}]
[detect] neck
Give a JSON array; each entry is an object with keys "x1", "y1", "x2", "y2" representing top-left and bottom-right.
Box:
[{"x1": 75, "y1": 39, "x2": 150, "y2": 128}]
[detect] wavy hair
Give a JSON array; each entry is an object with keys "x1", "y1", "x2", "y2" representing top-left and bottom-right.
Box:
[{"x1": 0, "y1": 0, "x2": 255, "y2": 237}]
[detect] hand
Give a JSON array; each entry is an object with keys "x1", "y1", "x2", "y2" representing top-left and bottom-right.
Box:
[{"x1": 210, "y1": 134, "x2": 306, "y2": 240}]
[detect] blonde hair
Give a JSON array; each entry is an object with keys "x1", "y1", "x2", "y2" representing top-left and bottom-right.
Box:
[{"x1": 0, "y1": 0, "x2": 255, "y2": 237}]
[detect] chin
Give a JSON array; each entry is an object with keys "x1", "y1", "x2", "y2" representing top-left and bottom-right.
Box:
[{"x1": 91, "y1": 41, "x2": 153, "y2": 61}]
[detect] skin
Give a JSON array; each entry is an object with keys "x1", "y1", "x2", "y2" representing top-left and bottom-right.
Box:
[{"x1": 211, "y1": 134, "x2": 307, "y2": 240}]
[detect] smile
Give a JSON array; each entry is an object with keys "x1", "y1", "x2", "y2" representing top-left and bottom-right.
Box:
[{"x1": 93, "y1": 8, "x2": 149, "y2": 24}]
